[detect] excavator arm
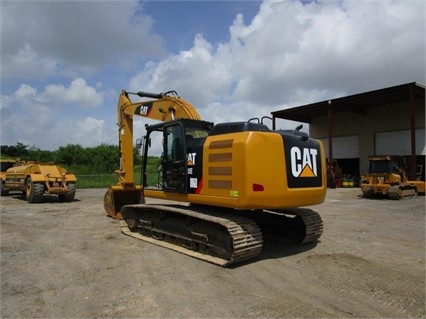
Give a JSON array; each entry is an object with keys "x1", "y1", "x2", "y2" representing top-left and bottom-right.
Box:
[
  {"x1": 118, "y1": 90, "x2": 201, "y2": 122},
  {"x1": 104, "y1": 90, "x2": 201, "y2": 218}
]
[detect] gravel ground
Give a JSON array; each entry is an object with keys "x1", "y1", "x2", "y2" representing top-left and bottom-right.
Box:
[{"x1": 1, "y1": 187, "x2": 424, "y2": 318}]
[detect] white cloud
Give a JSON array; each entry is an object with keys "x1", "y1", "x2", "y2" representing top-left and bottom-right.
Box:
[
  {"x1": 73, "y1": 117, "x2": 108, "y2": 147},
  {"x1": 64, "y1": 78, "x2": 103, "y2": 108},
  {"x1": 15, "y1": 84, "x2": 38, "y2": 106},
  {"x1": 12, "y1": 79, "x2": 103, "y2": 109},
  {"x1": 1, "y1": 44, "x2": 59, "y2": 80},
  {"x1": 130, "y1": 0, "x2": 425, "y2": 118},
  {"x1": 129, "y1": 33, "x2": 232, "y2": 108},
  {"x1": 0, "y1": 79, "x2": 106, "y2": 150},
  {"x1": 42, "y1": 78, "x2": 103, "y2": 107},
  {"x1": 0, "y1": 95, "x2": 11, "y2": 111},
  {"x1": 227, "y1": 0, "x2": 425, "y2": 103},
  {"x1": 1, "y1": 0, "x2": 165, "y2": 80}
]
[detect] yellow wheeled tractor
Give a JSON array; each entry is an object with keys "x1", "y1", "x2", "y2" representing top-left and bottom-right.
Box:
[
  {"x1": 361, "y1": 155, "x2": 425, "y2": 199},
  {"x1": 1, "y1": 162, "x2": 77, "y2": 203}
]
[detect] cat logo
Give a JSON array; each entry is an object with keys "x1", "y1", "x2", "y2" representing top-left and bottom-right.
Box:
[
  {"x1": 290, "y1": 146, "x2": 318, "y2": 178},
  {"x1": 140, "y1": 105, "x2": 149, "y2": 116},
  {"x1": 135, "y1": 102, "x2": 153, "y2": 117},
  {"x1": 187, "y1": 152, "x2": 196, "y2": 166}
]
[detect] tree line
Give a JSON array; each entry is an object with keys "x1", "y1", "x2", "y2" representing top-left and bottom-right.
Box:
[{"x1": 1, "y1": 143, "x2": 142, "y2": 174}]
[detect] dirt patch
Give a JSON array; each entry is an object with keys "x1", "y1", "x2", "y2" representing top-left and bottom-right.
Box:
[{"x1": 1, "y1": 188, "x2": 424, "y2": 318}]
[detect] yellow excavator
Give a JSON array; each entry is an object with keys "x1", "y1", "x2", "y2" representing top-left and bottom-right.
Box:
[{"x1": 104, "y1": 90, "x2": 326, "y2": 266}]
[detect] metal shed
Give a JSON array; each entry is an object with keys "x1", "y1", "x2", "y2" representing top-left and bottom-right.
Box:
[{"x1": 271, "y1": 82, "x2": 425, "y2": 181}]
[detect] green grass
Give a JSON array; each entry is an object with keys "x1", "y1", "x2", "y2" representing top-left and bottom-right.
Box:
[
  {"x1": 74, "y1": 174, "x2": 118, "y2": 188},
  {"x1": 76, "y1": 159, "x2": 161, "y2": 188}
]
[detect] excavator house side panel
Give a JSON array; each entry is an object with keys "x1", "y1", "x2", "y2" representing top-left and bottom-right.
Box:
[{"x1": 198, "y1": 131, "x2": 326, "y2": 209}]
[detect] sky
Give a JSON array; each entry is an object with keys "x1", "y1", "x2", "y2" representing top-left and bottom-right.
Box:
[{"x1": 1, "y1": 0, "x2": 425, "y2": 153}]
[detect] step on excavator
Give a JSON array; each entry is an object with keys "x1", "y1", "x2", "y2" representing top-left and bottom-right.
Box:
[{"x1": 104, "y1": 90, "x2": 326, "y2": 266}]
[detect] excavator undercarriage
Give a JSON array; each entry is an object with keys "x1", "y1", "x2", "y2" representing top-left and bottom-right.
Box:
[
  {"x1": 120, "y1": 204, "x2": 323, "y2": 266},
  {"x1": 121, "y1": 204, "x2": 262, "y2": 266}
]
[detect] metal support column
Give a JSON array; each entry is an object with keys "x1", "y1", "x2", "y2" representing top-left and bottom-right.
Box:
[
  {"x1": 328, "y1": 100, "x2": 334, "y2": 187},
  {"x1": 409, "y1": 84, "x2": 417, "y2": 180}
]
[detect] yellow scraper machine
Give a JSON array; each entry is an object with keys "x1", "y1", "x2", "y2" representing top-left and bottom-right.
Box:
[
  {"x1": 104, "y1": 89, "x2": 326, "y2": 266},
  {"x1": 1, "y1": 161, "x2": 77, "y2": 202}
]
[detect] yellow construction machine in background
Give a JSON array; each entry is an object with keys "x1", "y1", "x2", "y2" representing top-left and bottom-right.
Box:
[
  {"x1": 1, "y1": 161, "x2": 77, "y2": 202},
  {"x1": 361, "y1": 155, "x2": 425, "y2": 199}
]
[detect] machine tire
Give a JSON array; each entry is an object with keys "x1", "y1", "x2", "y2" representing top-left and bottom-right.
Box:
[
  {"x1": 26, "y1": 178, "x2": 44, "y2": 203},
  {"x1": 0, "y1": 179, "x2": 9, "y2": 196},
  {"x1": 58, "y1": 183, "x2": 76, "y2": 202}
]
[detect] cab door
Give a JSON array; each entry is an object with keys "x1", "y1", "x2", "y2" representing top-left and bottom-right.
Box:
[{"x1": 162, "y1": 123, "x2": 187, "y2": 193}]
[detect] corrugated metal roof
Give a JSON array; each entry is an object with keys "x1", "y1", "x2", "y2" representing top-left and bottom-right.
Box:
[{"x1": 272, "y1": 82, "x2": 425, "y2": 123}]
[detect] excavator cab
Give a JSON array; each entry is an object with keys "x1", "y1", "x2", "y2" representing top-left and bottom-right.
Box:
[
  {"x1": 162, "y1": 122, "x2": 187, "y2": 193},
  {"x1": 142, "y1": 119, "x2": 213, "y2": 194}
]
